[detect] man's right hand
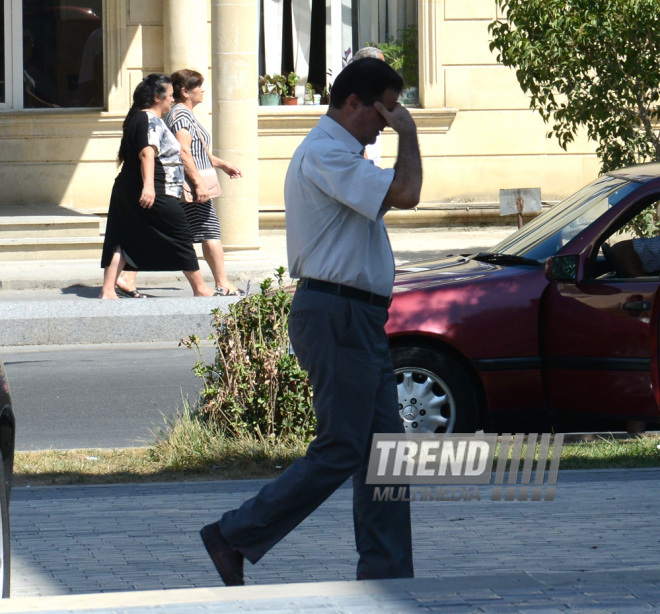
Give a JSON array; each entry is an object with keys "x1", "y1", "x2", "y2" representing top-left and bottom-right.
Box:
[{"x1": 374, "y1": 101, "x2": 417, "y2": 137}]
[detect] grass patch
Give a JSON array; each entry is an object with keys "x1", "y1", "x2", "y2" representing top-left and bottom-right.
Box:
[
  {"x1": 14, "y1": 408, "x2": 307, "y2": 487},
  {"x1": 13, "y1": 430, "x2": 660, "y2": 487},
  {"x1": 559, "y1": 434, "x2": 660, "y2": 469}
]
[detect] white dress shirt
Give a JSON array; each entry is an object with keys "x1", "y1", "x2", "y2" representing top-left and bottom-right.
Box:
[{"x1": 285, "y1": 115, "x2": 396, "y2": 296}]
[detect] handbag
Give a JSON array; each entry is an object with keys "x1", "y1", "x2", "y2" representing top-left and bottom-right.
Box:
[
  {"x1": 182, "y1": 167, "x2": 221, "y2": 203},
  {"x1": 175, "y1": 108, "x2": 222, "y2": 203}
]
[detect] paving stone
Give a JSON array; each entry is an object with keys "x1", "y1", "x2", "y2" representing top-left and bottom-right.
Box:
[{"x1": 6, "y1": 468, "x2": 660, "y2": 611}]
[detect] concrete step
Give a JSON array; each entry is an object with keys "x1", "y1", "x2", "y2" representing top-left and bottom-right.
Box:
[
  {"x1": 0, "y1": 205, "x2": 102, "y2": 238},
  {"x1": 0, "y1": 237, "x2": 104, "y2": 261},
  {"x1": 0, "y1": 295, "x2": 240, "y2": 346},
  {"x1": 0, "y1": 205, "x2": 103, "y2": 260},
  {"x1": 0, "y1": 217, "x2": 101, "y2": 238}
]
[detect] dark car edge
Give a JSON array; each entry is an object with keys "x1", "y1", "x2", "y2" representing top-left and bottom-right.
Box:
[{"x1": 0, "y1": 359, "x2": 15, "y2": 597}]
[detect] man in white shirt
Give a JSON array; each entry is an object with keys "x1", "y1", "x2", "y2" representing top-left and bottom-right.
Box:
[{"x1": 200, "y1": 57, "x2": 422, "y2": 585}]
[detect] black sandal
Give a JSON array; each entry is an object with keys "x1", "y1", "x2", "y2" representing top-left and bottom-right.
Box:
[{"x1": 116, "y1": 287, "x2": 147, "y2": 299}]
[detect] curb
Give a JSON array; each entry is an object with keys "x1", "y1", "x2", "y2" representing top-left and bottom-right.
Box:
[{"x1": 0, "y1": 296, "x2": 241, "y2": 346}]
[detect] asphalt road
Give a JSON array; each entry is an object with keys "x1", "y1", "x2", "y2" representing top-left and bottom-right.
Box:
[{"x1": 3, "y1": 342, "x2": 216, "y2": 451}]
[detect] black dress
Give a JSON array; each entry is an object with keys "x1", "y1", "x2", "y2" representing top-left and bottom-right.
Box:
[{"x1": 101, "y1": 110, "x2": 199, "y2": 271}]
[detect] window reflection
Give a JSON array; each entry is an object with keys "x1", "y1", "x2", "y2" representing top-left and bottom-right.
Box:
[
  {"x1": 23, "y1": 0, "x2": 103, "y2": 108},
  {"x1": 258, "y1": 0, "x2": 417, "y2": 102}
]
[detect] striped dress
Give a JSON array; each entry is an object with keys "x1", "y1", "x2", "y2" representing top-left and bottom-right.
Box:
[
  {"x1": 633, "y1": 236, "x2": 660, "y2": 273},
  {"x1": 165, "y1": 103, "x2": 222, "y2": 242}
]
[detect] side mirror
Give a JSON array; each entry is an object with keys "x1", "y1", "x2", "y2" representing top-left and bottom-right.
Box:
[{"x1": 545, "y1": 255, "x2": 579, "y2": 282}]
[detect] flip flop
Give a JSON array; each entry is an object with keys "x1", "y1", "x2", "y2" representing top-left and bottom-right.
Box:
[
  {"x1": 116, "y1": 287, "x2": 147, "y2": 299},
  {"x1": 215, "y1": 287, "x2": 246, "y2": 297}
]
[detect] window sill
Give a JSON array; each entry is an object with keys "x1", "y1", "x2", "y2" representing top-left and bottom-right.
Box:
[
  {"x1": 0, "y1": 107, "x2": 105, "y2": 115},
  {"x1": 258, "y1": 105, "x2": 458, "y2": 135}
]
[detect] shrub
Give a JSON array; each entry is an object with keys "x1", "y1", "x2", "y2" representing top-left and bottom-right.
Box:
[{"x1": 182, "y1": 268, "x2": 315, "y2": 443}]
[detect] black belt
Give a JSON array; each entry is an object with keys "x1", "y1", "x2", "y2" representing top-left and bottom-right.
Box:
[{"x1": 297, "y1": 278, "x2": 391, "y2": 308}]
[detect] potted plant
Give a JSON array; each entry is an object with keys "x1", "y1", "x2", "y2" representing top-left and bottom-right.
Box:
[
  {"x1": 374, "y1": 24, "x2": 419, "y2": 106},
  {"x1": 304, "y1": 81, "x2": 315, "y2": 104},
  {"x1": 259, "y1": 74, "x2": 284, "y2": 105},
  {"x1": 282, "y1": 71, "x2": 300, "y2": 105}
]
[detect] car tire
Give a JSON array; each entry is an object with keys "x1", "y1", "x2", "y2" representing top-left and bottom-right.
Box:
[{"x1": 391, "y1": 345, "x2": 480, "y2": 434}]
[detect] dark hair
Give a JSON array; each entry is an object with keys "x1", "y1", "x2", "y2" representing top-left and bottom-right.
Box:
[
  {"x1": 118, "y1": 73, "x2": 171, "y2": 163},
  {"x1": 330, "y1": 57, "x2": 403, "y2": 109},
  {"x1": 171, "y1": 69, "x2": 204, "y2": 102}
]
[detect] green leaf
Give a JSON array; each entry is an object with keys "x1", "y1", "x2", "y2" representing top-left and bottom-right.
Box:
[{"x1": 489, "y1": 0, "x2": 660, "y2": 171}]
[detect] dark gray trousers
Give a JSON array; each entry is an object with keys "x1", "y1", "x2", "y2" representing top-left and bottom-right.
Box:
[{"x1": 218, "y1": 288, "x2": 414, "y2": 580}]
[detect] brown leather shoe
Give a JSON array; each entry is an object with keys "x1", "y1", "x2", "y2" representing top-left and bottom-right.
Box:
[{"x1": 200, "y1": 522, "x2": 245, "y2": 586}]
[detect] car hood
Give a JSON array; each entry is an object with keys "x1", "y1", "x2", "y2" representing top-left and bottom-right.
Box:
[
  {"x1": 388, "y1": 255, "x2": 547, "y2": 358},
  {"x1": 393, "y1": 255, "x2": 513, "y2": 292}
]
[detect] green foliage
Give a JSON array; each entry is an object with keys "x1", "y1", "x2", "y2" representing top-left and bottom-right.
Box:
[
  {"x1": 305, "y1": 81, "x2": 315, "y2": 102},
  {"x1": 285, "y1": 72, "x2": 300, "y2": 97},
  {"x1": 258, "y1": 74, "x2": 286, "y2": 96},
  {"x1": 489, "y1": 0, "x2": 660, "y2": 172},
  {"x1": 621, "y1": 202, "x2": 660, "y2": 238},
  {"x1": 372, "y1": 24, "x2": 419, "y2": 88},
  {"x1": 150, "y1": 403, "x2": 307, "y2": 476},
  {"x1": 182, "y1": 268, "x2": 315, "y2": 443}
]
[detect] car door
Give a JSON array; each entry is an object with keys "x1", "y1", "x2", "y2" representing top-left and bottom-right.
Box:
[{"x1": 542, "y1": 264, "x2": 660, "y2": 422}]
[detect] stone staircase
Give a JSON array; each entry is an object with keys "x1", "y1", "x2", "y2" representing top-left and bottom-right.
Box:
[{"x1": 0, "y1": 205, "x2": 104, "y2": 261}]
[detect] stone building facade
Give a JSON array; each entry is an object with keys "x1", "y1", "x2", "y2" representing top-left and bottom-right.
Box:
[{"x1": 0, "y1": 0, "x2": 598, "y2": 253}]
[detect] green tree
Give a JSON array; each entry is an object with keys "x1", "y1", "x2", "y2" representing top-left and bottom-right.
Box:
[{"x1": 489, "y1": 0, "x2": 660, "y2": 172}]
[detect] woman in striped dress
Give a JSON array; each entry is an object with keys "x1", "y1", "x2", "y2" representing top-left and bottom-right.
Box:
[{"x1": 165, "y1": 69, "x2": 244, "y2": 296}]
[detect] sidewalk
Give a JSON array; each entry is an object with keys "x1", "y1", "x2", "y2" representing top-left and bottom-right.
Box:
[
  {"x1": 0, "y1": 226, "x2": 515, "y2": 346},
  {"x1": 3, "y1": 225, "x2": 660, "y2": 612},
  {"x1": 6, "y1": 468, "x2": 660, "y2": 612},
  {"x1": 0, "y1": 226, "x2": 514, "y2": 295}
]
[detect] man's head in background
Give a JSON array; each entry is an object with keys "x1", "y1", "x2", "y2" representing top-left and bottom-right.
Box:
[{"x1": 349, "y1": 46, "x2": 385, "y2": 63}]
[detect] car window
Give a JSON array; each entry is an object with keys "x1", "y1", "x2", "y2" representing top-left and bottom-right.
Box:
[
  {"x1": 591, "y1": 195, "x2": 660, "y2": 280},
  {"x1": 490, "y1": 175, "x2": 638, "y2": 263}
]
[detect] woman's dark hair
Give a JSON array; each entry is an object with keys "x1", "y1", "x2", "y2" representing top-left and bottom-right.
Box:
[
  {"x1": 330, "y1": 57, "x2": 403, "y2": 109},
  {"x1": 118, "y1": 73, "x2": 171, "y2": 163},
  {"x1": 171, "y1": 69, "x2": 204, "y2": 102}
]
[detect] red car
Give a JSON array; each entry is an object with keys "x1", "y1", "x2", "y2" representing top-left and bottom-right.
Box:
[{"x1": 387, "y1": 163, "x2": 660, "y2": 434}]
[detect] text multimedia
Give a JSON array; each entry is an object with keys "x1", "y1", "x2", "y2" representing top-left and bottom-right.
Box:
[{"x1": 372, "y1": 486, "x2": 481, "y2": 502}]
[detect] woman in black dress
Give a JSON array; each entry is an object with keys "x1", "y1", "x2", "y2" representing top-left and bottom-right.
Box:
[{"x1": 99, "y1": 73, "x2": 216, "y2": 299}]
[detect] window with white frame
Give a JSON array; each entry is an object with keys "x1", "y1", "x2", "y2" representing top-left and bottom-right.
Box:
[
  {"x1": 259, "y1": 0, "x2": 418, "y2": 101},
  {"x1": 1, "y1": 0, "x2": 103, "y2": 109}
]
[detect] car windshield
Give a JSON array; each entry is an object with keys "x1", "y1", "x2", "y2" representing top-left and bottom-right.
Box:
[{"x1": 487, "y1": 174, "x2": 639, "y2": 263}]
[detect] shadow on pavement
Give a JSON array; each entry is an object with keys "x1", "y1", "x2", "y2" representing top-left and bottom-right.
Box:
[{"x1": 60, "y1": 285, "x2": 100, "y2": 299}]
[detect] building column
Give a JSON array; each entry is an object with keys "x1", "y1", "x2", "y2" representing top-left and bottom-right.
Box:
[
  {"x1": 419, "y1": 0, "x2": 445, "y2": 108},
  {"x1": 163, "y1": 0, "x2": 210, "y2": 115},
  {"x1": 210, "y1": 0, "x2": 260, "y2": 251},
  {"x1": 163, "y1": 0, "x2": 208, "y2": 76},
  {"x1": 105, "y1": 0, "x2": 129, "y2": 113}
]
